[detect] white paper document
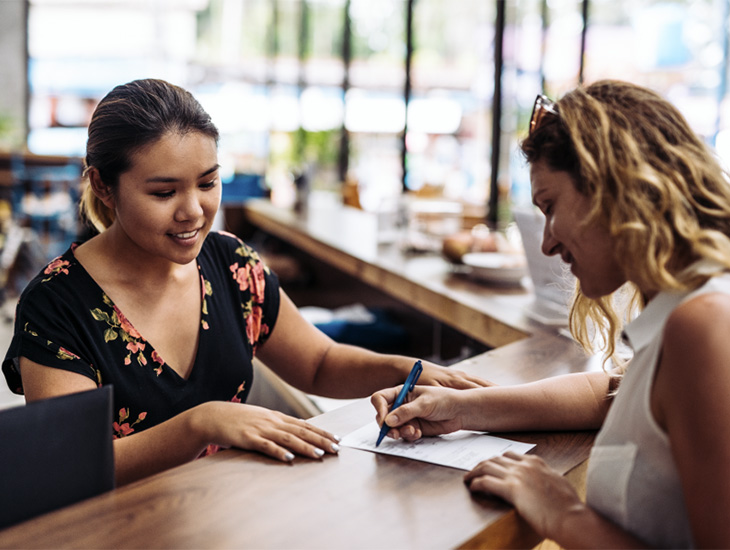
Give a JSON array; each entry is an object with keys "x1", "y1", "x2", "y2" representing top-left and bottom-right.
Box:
[{"x1": 341, "y1": 422, "x2": 536, "y2": 471}]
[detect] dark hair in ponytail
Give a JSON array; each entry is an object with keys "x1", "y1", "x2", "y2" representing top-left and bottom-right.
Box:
[{"x1": 80, "y1": 79, "x2": 219, "y2": 231}]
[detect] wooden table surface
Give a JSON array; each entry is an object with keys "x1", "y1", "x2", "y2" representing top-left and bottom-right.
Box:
[
  {"x1": 0, "y1": 195, "x2": 600, "y2": 548},
  {"x1": 0, "y1": 333, "x2": 601, "y2": 550},
  {"x1": 242, "y1": 197, "x2": 548, "y2": 349}
]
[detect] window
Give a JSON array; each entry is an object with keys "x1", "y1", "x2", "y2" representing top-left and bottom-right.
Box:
[{"x1": 23, "y1": 0, "x2": 730, "y2": 227}]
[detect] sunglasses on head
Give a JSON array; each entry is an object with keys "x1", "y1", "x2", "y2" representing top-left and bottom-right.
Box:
[{"x1": 529, "y1": 94, "x2": 558, "y2": 136}]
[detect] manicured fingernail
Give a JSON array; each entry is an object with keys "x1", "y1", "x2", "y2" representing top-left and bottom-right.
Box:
[
  {"x1": 314, "y1": 448, "x2": 325, "y2": 457},
  {"x1": 334, "y1": 434, "x2": 342, "y2": 442},
  {"x1": 284, "y1": 452, "x2": 295, "y2": 462},
  {"x1": 331, "y1": 443, "x2": 340, "y2": 453}
]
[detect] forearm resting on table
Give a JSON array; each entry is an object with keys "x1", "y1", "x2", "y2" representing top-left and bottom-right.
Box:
[
  {"x1": 114, "y1": 404, "x2": 214, "y2": 486},
  {"x1": 307, "y1": 343, "x2": 415, "y2": 399},
  {"x1": 460, "y1": 371, "x2": 612, "y2": 432},
  {"x1": 20, "y1": 358, "x2": 214, "y2": 486}
]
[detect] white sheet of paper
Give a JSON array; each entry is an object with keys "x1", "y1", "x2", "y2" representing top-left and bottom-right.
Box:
[{"x1": 341, "y1": 422, "x2": 536, "y2": 471}]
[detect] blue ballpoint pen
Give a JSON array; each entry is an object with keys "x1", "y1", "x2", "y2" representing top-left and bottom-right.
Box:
[{"x1": 375, "y1": 360, "x2": 423, "y2": 447}]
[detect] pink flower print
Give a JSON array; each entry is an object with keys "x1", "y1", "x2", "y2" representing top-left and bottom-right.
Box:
[
  {"x1": 125, "y1": 341, "x2": 149, "y2": 368},
  {"x1": 113, "y1": 421, "x2": 134, "y2": 437},
  {"x1": 113, "y1": 408, "x2": 133, "y2": 437},
  {"x1": 43, "y1": 258, "x2": 70, "y2": 279},
  {"x1": 230, "y1": 262, "x2": 251, "y2": 292},
  {"x1": 126, "y1": 341, "x2": 145, "y2": 354},
  {"x1": 246, "y1": 305, "x2": 263, "y2": 345},
  {"x1": 250, "y1": 262, "x2": 266, "y2": 303},
  {"x1": 231, "y1": 382, "x2": 246, "y2": 403},
  {"x1": 113, "y1": 408, "x2": 148, "y2": 439},
  {"x1": 113, "y1": 307, "x2": 142, "y2": 339},
  {"x1": 201, "y1": 320, "x2": 209, "y2": 330},
  {"x1": 151, "y1": 350, "x2": 164, "y2": 376}
]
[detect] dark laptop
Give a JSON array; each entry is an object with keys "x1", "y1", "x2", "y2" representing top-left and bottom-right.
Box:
[{"x1": 0, "y1": 385, "x2": 115, "y2": 529}]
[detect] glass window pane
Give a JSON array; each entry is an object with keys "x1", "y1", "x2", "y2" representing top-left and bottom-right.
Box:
[{"x1": 409, "y1": 0, "x2": 495, "y2": 208}]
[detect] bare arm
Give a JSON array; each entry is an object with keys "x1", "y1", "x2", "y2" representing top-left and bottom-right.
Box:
[
  {"x1": 459, "y1": 293, "x2": 730, "y2": 549},
  {"x1": 20, "y1": 359, "x2": 340, "y2": 486},
  {"x1": 256, "y1": 289, "x2": 490, "y2": 398},
  {"x1": 653, "y1": 293, "x2": 730, "y2": 548},
  {"x1": 465, "y1": 293, "x2": 730, "y2": 549},
  {"x1": 372, "y1": 369, "x2": 613, "y2": 441}
]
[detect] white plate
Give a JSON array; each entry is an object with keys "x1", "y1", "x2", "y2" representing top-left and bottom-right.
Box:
[{"x1": 462, "y1": 252, "x2": 527, "y2": 284}]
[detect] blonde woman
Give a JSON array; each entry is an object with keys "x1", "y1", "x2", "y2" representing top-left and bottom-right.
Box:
[{"x1": 372, "y1": 80, "x2": 730, "y2": 548}]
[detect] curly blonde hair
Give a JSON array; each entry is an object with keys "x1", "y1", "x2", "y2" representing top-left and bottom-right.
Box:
[{"x1": 521, "y1": 80, "x2": 730, "y2": 363}]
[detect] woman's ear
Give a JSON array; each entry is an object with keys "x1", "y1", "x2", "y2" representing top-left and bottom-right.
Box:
[{"x1": 87, "y1": 167, "x2": 115, "y2": 209}]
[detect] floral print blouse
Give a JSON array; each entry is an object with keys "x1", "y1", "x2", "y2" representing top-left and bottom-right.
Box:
[{"x1": 2, "y1": 231, "x2": 280, "y2": 442}]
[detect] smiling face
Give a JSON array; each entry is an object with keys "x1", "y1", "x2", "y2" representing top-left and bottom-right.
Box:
[
  {"x1": 103, "y1": 131, "x2": 221, "y2": 267},
  {"x1": 530, "y1": 160, "x2": 626, "y2": 299}
]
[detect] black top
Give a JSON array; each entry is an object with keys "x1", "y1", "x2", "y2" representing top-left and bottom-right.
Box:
[{"x1": 2, "y1": 231, "x2": 280, "y2": 441}]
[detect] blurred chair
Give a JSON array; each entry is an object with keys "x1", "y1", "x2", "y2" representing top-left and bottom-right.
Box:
[
  {"x1": 0, "y1": 385, "x2": 115, "y2": 530},
  {"x1": 10, "y1": 154, "x2": 83, "y2": 262}
]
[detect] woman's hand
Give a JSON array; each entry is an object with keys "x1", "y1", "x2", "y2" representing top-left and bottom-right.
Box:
[
  {"x1": 371, "y1": 385, "x2": 471, "y2": 442},
  {"x1": 464, "y1": 452, "x2": 584, "y2": 540},
  {"x1": 419, "y1": 362, "x2": 493, "y2": 390},
  {"x1": 201, "y1": 402, "x2": 340, "y2": 463}
]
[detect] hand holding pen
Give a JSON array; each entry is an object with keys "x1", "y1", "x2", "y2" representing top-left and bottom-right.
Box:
[{"x1": 375, "y1": 360, "x2": 423, "y2": 446}]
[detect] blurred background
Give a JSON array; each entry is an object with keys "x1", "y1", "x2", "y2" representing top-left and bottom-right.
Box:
[
  {"x1": 4, "y1": 0, "x2": 730, "y2": 217},
  {"x1": 1, "y1": 0, "x2": 730, "y2": 292},
  {"x1": 0, "y1": 0, "x2": 729, "y2": 408}
]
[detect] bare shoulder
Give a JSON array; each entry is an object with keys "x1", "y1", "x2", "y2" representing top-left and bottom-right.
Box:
[
  {"x1": 656, "y1": 290, "x2": 730, "y2": 424},
  {"x1": 19, "y1": 357, "x2": 96, "y2": 402},
  {"x1": 657, "y1": 292, "x2": 730, "y2": 547},
  {"x1": 663, "y1": 290, "x2": 730, "y2": 349}
]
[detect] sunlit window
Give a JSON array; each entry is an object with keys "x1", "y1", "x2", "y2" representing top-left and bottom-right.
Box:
[{"x1": 17, "y1": 0, "x2": 730, "y2": 225}]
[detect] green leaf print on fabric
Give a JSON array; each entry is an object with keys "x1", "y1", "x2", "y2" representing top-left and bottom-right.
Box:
[
  {"x1": 90, "y1": 294, "x2": 166, "y2": 375},
  {"x1": 56, "y1": 347, "x2": 80, "y2": 361}
]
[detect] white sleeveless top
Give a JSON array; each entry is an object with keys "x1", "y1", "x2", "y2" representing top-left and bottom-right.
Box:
[{"x1": 585, "y1": 269, "x2": 730, "y2": 548}]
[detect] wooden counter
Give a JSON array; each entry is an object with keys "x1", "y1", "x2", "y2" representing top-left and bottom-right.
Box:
[
  {"x1": 0, "y1": 333, "x2": 600, "y2": 550},
  {"x1": 0, "y1": 195, "x2": 602, "y2": 549},
  {"x1": 242, "y1": 197, "x2": 550, "y2": 349}
]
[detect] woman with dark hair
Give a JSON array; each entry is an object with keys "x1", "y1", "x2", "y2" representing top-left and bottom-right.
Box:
[
  {"x1": 371, "y1": 80, "x2": 730, "y2": 548},
  {"x1": 2, "y1": 79, "x2": 487, "y2": 486}
]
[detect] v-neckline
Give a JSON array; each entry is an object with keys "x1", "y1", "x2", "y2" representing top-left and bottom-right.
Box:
[{"x1": 69, "y1": 246, "x2": 205, "y2": 382}]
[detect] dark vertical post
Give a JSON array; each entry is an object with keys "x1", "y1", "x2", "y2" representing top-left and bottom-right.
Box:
[
  {"x1": 296, "y1": 0, "x2": 310, "y2": 164},
  {"x1": 338, "y1": 0, "x2": 352, "y2": 183},
  {"x1": 298, "y1": 0, "x2": 309, "y2": 76},
  {"x1": 487, "y1": 0, "x2": 505, "y2": 228},
  {"x1": 578, "y1": 0, "x2": 589, "y2": 85},
  {"x1": 268, "y1": 0, "x2": 279, "y2": 85},
  {"x1": 401, "y1": 0, "x2": 414, "y2": 191}
]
